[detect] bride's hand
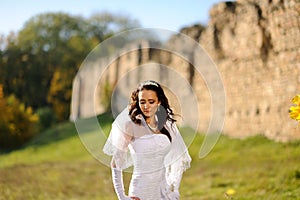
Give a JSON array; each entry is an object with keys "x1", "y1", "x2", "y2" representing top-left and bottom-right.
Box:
[{"x1": 130, "y1": 196, "x2": 140, "y2": 200}]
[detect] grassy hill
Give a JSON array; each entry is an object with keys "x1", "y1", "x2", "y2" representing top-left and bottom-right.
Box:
[{"x1": 0, "y1": 113, "x2": 299, "y2": 199}]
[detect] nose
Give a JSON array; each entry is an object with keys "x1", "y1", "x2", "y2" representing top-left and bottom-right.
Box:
[{"x1": 144, "y1": 103, "x2": 149, "y2": 109}]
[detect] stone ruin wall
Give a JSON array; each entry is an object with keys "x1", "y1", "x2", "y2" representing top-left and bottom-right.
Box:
[
  {"x1": 199, "y1": 0, "x2": 300, "y2": 141},
  {"x1": 71, "y1": 0, "x2": 300, "y2": 141}
]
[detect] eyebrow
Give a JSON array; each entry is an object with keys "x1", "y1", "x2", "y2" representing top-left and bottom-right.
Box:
[{"x1": 139, "y1": 98, "x2": 156, "y2": 101}]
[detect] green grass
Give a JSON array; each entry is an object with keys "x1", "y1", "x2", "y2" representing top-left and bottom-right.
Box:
[{"x1": 0, "y1": 113, "x2": 299, "y2": 199}]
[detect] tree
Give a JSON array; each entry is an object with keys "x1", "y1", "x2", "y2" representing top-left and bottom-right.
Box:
[
  {"x1": 0, "y1": 85, "x2": 39, "y2": 150},
  {"x1": 87, "y1": 11, "x2": 141, "y2": 40},
  {"x1": 16, "y1": 12, "x2": 93, "y2": 108},
  {"x1": 0, "y1": 11, "x2": 141, "y2": 121}
]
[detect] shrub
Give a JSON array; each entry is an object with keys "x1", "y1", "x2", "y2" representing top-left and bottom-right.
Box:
[
  {"x1": 36, "y1": 107, "x2": 56, "y2": 131},
  {"x1": 0, "y1": 86, "x2": 39, "y2": 150}
]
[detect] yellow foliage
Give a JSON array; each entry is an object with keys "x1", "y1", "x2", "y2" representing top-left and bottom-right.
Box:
[
  {"x1": 47, "y1": 69, "x2": 72, "y2": 121},
  {"x1": 292, "y1": 94, "x2": 300, "y2": 106},
  {"x1": 0, "y1": 92, "x2": 39, "y2": 149},
  {"x1": 289, "y1": 94, "x2": 300, "y2": 125},
  {"x1": 0, "y1": 84, "x2": 3, "y2": 99},
  {"x1": 290, "y1": 106, "x2": 300, "y2": 121}
]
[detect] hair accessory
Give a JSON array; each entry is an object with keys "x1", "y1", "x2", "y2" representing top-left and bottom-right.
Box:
[{"x1": 142, "y1": 80, "x2": 159, "y2": 87}]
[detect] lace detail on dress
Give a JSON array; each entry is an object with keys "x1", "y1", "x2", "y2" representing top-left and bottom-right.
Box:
[
  {"x1": 164, "y1": 122, "x2": 192, "y2": 196},
  {"x1": 103, "y1": 108, "x2": 134, "y2": 170},
  {"x1": 103, "y1": 133, "x2": 133, "y2": 170},
  {"x1": 160, "y1": 178, "x2": 180, "y2": 200}
]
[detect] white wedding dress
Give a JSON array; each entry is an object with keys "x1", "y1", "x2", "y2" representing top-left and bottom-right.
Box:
[{"x1": 103, "y1": 108, "x2": 191, "y2": 200}]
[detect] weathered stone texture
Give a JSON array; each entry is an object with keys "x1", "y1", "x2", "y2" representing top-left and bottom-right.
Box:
[
  {"x1": 71, "y1": 0, "x2": 300, "y2": 141},
  {"x1": 199, "y1": 0, "x2": 300, "y2": 141}
]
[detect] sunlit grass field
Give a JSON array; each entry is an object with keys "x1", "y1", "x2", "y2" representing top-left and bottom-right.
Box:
[{"x1": 0, "y1": 113, "x2": 299, "y2": 199}]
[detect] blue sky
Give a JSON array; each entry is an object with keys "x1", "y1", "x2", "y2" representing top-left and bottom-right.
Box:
[{"x1": 0, "y1": 0, "x2": 226, "y2": 35}]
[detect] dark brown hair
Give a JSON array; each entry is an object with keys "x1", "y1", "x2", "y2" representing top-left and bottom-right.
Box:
[{"x1": 128, "y1": 80, "x2": 176, "y2": 142}]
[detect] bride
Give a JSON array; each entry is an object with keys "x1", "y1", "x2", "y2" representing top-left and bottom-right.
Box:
[{"x1": 103, "y1": 80, "x2": 191, "y2": 200}]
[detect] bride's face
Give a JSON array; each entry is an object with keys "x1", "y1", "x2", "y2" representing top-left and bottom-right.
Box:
[{"x1": 138, "y1": 89, "x2": 160, "y2": 118}]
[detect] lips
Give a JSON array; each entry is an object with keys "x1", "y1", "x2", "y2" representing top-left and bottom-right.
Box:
[{"x1": 143, "y1": 110, "x2": 151, "y2": 116}]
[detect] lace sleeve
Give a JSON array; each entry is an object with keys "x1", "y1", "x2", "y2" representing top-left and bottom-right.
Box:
[
  {"x1": 103, "y1": 108, "x2": 134, "y2": 170},
  {"x1": 164, "y1": 122, "x2": 192, "y2": 194}
]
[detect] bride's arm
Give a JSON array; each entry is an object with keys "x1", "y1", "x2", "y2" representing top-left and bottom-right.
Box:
[
  {"x1": 103, "y1": 108, "x2": 140, "y2": 200},
  {"x1": 112, "y1": 158, "x2": 143, "y2": 200},
  {"x1": 110, "y1": 132, "x2": 133, "y2": 200},
  {"x1": 109, "y1": 128, "x2": 140, "y2": 200},
  {"x1": 111, "y1": 155, "x2": 140, "y2": 200}
]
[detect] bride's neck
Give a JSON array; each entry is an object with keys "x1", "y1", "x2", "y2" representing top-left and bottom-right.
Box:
[{"x1": 146, "y1": 116, "x2": 156, "y2": 125}]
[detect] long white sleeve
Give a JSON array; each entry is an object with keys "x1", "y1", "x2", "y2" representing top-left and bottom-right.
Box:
[{"x1": 112, "y1": 168, "x2": 131, "y2": 200}]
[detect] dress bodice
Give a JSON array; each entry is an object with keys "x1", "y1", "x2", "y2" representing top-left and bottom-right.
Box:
[
  {"x1": 128, "y1": 133, "x2": 172, "y2": 200},
  {"x1": 129, "y1": 133, "x2": 171, "y2": 173}
]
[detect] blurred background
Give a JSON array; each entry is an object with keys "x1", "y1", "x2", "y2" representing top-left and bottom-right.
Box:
[
  {"x1": 0, "y1": 0, "x2": 300, "y2": 199},
  {"x1": 0, "y1": 0, "x2": 224, "y2": 149}
]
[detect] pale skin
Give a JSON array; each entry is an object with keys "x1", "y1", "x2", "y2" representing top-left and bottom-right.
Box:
[
  {"x1": 138, "y1": 89, "x2": 160, "y2": 129},
  {"x1": 111, "y1": 89, "x2": 160, "y2": 200}
]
